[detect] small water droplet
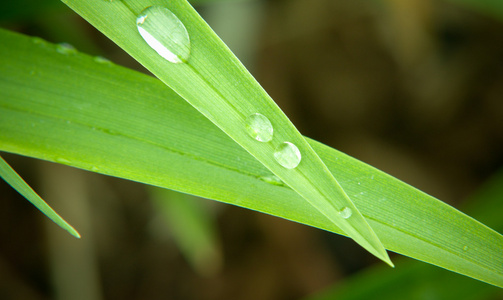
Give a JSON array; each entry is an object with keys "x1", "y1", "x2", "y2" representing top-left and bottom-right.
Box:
[
  {"x1": 245, "y1": 113, "x2": 273, "y2": 142},
  {"x1": 339, "y1": 207, "x2": 352, "y2": 219},
  {"x1": 56, "y1": 43, "x2": 77, "y2": 55},
  {"x1": 90, "y1": 166, "x2": 100, "y2": 172},
  {"x1": 259, "y1": 175, "x2": 284, "y2": 186},
  {"x1": 136, "y1": 6, "x2": 190, "y2": 64},
  {"x1": 55, "y1": 157, "x2": 72, "y2": 165},
  {"x1": 32, "y1": 37, "x2": 46, "y2": 45},
  {"x1": 274, "y1": 142, "x2": 301, "y2": 169},
  {"x1": 463, "y1": 245, "x2": 469, "y2": 251},
  {"x1": 94, "y1": 56, "x2": 112, "y2": 64}
]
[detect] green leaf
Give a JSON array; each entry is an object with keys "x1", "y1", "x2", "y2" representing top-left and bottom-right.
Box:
[
  {"x1": 0, "y1": 28, "x2": 501, "y2": 287},
  {"x1": 60, "y1": 0, "x2": 391, "y2": 265},
  {"x1": 0, "y1": 155, "x2": 80, "y2": 238}
]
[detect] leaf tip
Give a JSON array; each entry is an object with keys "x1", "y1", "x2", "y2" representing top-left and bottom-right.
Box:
[
  {"x1": 69, "y1": 227, "x2": 81, "y2": 239},
  {"x1": 372, "y1": 249, "x2": 395, "y2": 268}
]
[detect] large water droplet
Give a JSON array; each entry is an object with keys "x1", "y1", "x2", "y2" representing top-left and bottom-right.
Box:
[
  {"x1": 245, "y1": 113, "x2": 273, "y2": 142},
  {"x1": 339, "y1": 207, "x2": 352, "y2": 219},
  {"x1": 274, "y1": 142, "x2": 301, "y2": 169},
  {"x1": 136, "y1": 6, "x2": 190, "y2": 64}
]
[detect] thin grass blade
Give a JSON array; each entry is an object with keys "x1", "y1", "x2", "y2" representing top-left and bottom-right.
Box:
[
  {"x1": 0, "y1": 156, "x2": 80, "y2": 238},
  {"x1": 60, "y1": 0, "x2": 390, "y2": 265}
]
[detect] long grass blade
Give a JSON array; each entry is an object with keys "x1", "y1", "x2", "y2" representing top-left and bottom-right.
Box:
[{"x1": 60, "y1": 0, "x2": 391, "y2": 265}]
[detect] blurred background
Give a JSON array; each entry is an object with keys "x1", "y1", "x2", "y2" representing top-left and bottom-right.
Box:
[{"x1": 1, "y1": 0, "x2": 503, "y2": 299}]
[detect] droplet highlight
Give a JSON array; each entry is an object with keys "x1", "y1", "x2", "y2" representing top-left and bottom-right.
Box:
[
  {"x1": 136, "y1": 6, "x2": 190, "y2": 64},
  {"x1": 245, "y1": 113, "x2": 273, "y2": 142},
  {"x1": 339, "y1": 207, "x2": 352, "y2": 219},
  {"x1": 274, "y1": 142, "x2": 301, "y2": 169}
]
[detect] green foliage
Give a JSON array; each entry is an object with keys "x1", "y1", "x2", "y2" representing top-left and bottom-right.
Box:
[
  {"x1": 60, "y1": 0, "x2": 390, "y2": 264},
  {"x1": 306, "y1": 170, "x2": 503, "y2": 299},
  {"x1": 0, "y1": 28, "x2": 501, "y2": 287}
]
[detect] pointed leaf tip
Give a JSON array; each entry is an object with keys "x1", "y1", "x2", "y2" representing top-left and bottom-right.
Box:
[{"x1": 0, "y1": 156, "x2": 80, "y2": 239}]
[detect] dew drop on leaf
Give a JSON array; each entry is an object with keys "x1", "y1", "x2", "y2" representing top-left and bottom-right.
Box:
[
  {"x1": 339, "y1": 207, "x2": 352, "y2": 219},
  {"x1": 136, "y1": 6, "x2": 190, "y2": 64},
  {"x1": 55, "y1": 157, "x2": 72, "y2": 165},
  {"x1": 245, "y1": 113, "x2": 273, "y2": 142},
  {"x1": 274, "y1": 142, "x2": 301, "y2": 169},
  {"x1": 32, "y1": 37, "x2": 47, "y2": 46},
  {"x1": 94, "y1": 56, "x2": 112, "y2": 64},
  {"x1": 56, "y1": 43, "x2": 77, "y2": 55},
  {"x1": 259, "y1": 174, "x2": 284, "y2": 186}
]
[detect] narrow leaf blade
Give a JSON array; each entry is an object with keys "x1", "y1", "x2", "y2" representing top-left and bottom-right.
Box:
[
  {"x1": 61, "y1": 0, "x2": 390, "y2": 265},
  {"x1": 0, "y1": 156, "x2": 80, "y2": 238}
]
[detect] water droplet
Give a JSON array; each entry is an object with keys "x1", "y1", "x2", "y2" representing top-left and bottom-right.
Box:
[
  {"x1": 245, "y1": 113, "x2": 273, "y2": 142},
  {"x1": 94, "y1": 56, "x2": 112, "y2": 64},
  {"x1": 463, "y1": 245, "x2": 469, "y2": 251},
  {"x1": 56, "y1": 43, "x2": 77, "y2": 55},
  {"x1": 274, "y1": 142, "x2": 301, "y2": 169},
  {"x1": 259, "y1": 175, "x2": 284, "y2": 186},
  {"x1": 32, "y1": 37, "x2": 47, "y2": 46},
  {"x1": 55, "y1": 157, "x2": 72, "y2": 165},
  {"x1": 90, "y1": 166, "x2": 100, "y2": 172},
  {"x1": 136, "y1": 6, "x2": 190, "y2": 64},
  {"x1": 339, "y1": 207, "x2": 352, "y2": 219}
]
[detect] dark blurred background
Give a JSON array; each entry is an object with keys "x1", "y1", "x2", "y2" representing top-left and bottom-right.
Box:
[{"x1": 1, "y1": 0, "x2": 503, "y2": 299}]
